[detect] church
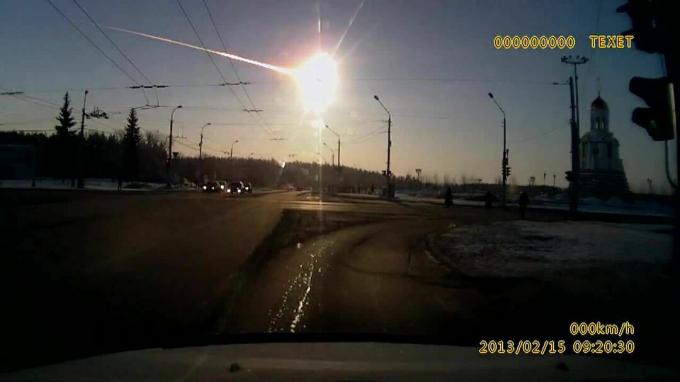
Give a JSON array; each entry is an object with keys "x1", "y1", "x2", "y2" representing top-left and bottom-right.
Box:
[{"x1": 578, "y1": 93, "x2": 630, "y2": 199}]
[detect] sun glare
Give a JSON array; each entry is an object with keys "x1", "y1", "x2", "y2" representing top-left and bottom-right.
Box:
[{"x1": 294, "y1": 53, "x2": 338, "y2": 115}]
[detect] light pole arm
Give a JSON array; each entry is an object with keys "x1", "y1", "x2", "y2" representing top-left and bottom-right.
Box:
[
  {"x1": 376, "y1": 100, "x2": 391, "y2": 119},
  {"x1": 490, "y1": 98, "x2": 505, "y2": 119},
  {"x1": 325, "y1": 124, "x2": 339, "y2": 138}
]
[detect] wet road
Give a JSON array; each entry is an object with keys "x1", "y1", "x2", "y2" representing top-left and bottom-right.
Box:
[
  {"x1": 1, "y1": 189, "x2": 459, "y2": 369},
  {"x1": 3, "y1": 189, "x2": 674, "y2": 371}
]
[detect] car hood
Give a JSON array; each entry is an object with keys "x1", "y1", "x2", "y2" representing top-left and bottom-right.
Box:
[{"x1": 1, "y1": 342, "x2": 677, "y2": 381}]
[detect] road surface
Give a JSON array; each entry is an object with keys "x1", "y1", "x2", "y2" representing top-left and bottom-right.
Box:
[{"x1": 0, "y1": 189, "x2": 675, "y2": 371}]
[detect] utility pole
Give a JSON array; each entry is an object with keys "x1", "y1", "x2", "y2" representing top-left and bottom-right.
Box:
[
  {"x1": 230, "y1": 139, "x2": 239, "y2": 159},
  {"x1": 488, "y1": 92, "x2": 508, "y2": 207},
  {"x1": 561, "y1": 56, "x2": 588, "y2": 214},
  {"x1": 198, "y1": 123, "x2": 211, "y2": 161},
  {"x1": 77, "y1": 90, "x2": 88, "y2": 189},
  {"x1": 323, "y1": 142, "x2": 335, "y2": 166},
  {"x1": 374, "y1": 95, "x2": 393, "y2": 198},
  {"x1": 568, "y1": 76, "x2": 580, "y2": 214},
  {"x1": 325, "y1": 124, "x2": 341, "y2": 168},
  {"x1": 198, "y1": 122, "x2": 211, "y2": 185},
  {"x1": 167, "y1": 105, "x2": 182, "y2": 188}
]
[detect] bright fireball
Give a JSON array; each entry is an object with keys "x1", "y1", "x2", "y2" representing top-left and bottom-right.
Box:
[{"x1": 294, "y1": 53, "x2": 338, "y2": 115}]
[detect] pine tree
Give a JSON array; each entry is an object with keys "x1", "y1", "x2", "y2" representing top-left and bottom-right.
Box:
[
  {"x1": 55, "y1": 92, "x2": 76, "y2": 137},
  {"x1": 52, "y1": 92, "x2": 77, "y2": 182},
  {"x1": 122, "y1": 108, "x2": 141, "y2": 181}
]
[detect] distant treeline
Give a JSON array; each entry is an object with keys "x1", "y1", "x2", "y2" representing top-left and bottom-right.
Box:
[{"x1": 0, "y1": 93, "x2": 522, "y2": 194}]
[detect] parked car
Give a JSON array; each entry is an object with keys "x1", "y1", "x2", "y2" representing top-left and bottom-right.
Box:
[
  {"x1": 243, "y1": 182, "x2": 253, "y2": 193},
  {"x1": 202, "y1": 181, "x2": 222, "y2": 193},
  {"x1": 227, "y1": 181, "x2": 244, "y2": 195}
]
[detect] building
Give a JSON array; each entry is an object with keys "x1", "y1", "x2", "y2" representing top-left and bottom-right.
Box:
[{"x1": 579, "y1": 94, "x2": 629, "y2": 199}]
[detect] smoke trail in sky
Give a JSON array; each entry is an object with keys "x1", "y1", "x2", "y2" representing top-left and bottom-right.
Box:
[{"x1": 107, "y1": 26, "x2": 292, "y2": 75}]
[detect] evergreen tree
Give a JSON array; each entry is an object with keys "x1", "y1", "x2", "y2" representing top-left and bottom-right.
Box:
[
  {"x1": 122, "y1": 108, "x2": 141, "y2": 181},
  {"x1": 55, "y1": 92, "x2": 76, "y2": 137},
  {"x1": 53, "y1": 92, "x2": 77, "y2": 181}
]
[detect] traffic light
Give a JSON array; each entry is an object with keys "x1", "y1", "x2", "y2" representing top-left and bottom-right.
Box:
[
  {"x1": 502, "y1": 166, "x2": 511, "y2": 178},
  {"x1": 629, "y1": 76, "x2": 674, "y2": 141},
  {"x1": 616, "y1": 0, "x2": 665, "y2": 54},
  {"x1": 618, "y1": 0, "x2": 676, "y2": 142}
]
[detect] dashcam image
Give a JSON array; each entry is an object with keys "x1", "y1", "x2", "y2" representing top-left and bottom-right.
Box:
[{"x1": 0, "y1": 0, "x2": 678, "y2": 380}]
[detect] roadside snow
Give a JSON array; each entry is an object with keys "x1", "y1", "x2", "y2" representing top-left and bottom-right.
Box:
[
  {"x1": 434, "y1": 220, "x2": 672, "y2": 279},
  {"x1": 0, "y1": 178, "x2": 166, "y2": 191}
]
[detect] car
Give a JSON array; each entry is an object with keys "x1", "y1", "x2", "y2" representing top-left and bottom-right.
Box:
[
  {"x1": 227, "y1": 181, "x2": 244, "y2": 195},
  {"x1": 202, "y1": 181, "x2": 222, "y2": 193},
  {"x1": 242, "y1": 182, "x2": 253, "y2": 193}
]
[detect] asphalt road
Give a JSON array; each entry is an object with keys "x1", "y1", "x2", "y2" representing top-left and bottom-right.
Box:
[{"x1": 0, "y1": 189, "x2": 676, "y2": 371}]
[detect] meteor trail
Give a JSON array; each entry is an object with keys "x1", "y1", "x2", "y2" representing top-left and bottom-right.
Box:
[
  {"x1": 109, "y1": 26, "x2": 339, "y2": 114},
  {"x1": 107, "y1": 26, "x2": 291, "y2": 75}
]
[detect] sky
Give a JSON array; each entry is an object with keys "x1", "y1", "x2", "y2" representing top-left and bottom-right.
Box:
[{"x1": 0, "y1": 0, "x2": 674, "y2": 193}]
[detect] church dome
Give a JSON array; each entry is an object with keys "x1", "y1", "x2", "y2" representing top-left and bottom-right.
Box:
[{"x1": 592, "y1": 96, "x2": 608, "y2": 109}]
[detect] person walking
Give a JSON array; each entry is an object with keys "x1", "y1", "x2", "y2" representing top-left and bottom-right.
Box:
[
  {"x1": 484, "y1": 191, "x2": 494, "y2": 209},
  {"x1": 444, "y1": 186, "x2": 453, "y2": 208},
  {"x1": 518, "y1": 191, "x2": 529, "y2": 219}
]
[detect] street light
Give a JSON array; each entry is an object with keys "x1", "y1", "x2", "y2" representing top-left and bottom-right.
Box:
[
  {"x1": 488, "y1": 92, "x2": 507, "y2": 207},
  {"x1": 553, "y1": 76, "x2": 580, "y2": 214},
  {"x1": 198, "y1": 122, "x2": 212, "y2": 161},
  {"x1": 323, "y1": 141, "x2": 335, "y2": 167},
  {"x1": 373, "y1": 95, "x2": 393, "y2": 198},
  {"x1": 325, "y1": 124, "x2": 341, "y2": 168},
  {"x1": 167, "y1": 105, "x2": 182, "y2": 187},
  {"x1": 230, "y1": 139, "x2": 239, "y2": 159}
]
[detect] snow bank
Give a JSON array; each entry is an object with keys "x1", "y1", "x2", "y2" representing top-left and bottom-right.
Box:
[{"x1": 433, "y1": 220, "x2": 672, "y2": 279}]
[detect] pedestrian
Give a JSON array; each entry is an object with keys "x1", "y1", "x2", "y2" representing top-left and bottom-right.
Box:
[
  {"x1": 444, "y1": 186, "x2": 453, "y2": 208},
  {"x1": 484, "y1": 191, "x2": 494, "y2": 209},
  {"x1": 519, "y1": 191, "x2": 529, "y2": 219}
]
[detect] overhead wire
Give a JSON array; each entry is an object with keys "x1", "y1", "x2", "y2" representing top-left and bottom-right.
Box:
[
  {"x1": 71, "y1": 0, "x2": 160, "y2": 105},
  {"x1": 43, "y1": 0, "x2": 150, "y2": 104},
  {"x1": 201, "y1": 0, "x2": 271, "y2": 131},
  {"x1": 176, "y1": 0, "x2": 273, "y2": 135}
]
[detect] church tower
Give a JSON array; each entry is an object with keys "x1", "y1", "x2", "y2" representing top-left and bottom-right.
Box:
[{"x1": 579, "y1": 92, "x2": 629, "y2": 198}]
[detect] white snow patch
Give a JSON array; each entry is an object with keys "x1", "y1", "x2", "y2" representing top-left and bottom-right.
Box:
[{"x1": 435, "y1": 220, "x2": 672, "y2": 279}]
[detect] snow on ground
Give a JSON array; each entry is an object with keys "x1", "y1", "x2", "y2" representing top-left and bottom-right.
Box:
[
  {"x1": 433, "y1": 220, "x2": 672, "y2": 279},
  {"x1": 396, "y1": 190, "x2": 674, "y2": 218},
  {"x1": 0, "y1": 178, "x2": 168, "y2": 191}
]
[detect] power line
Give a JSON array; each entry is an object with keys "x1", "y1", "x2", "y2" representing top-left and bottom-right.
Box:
[
  {"x1": 175, "y1": 0, "x2": 273, "y2": 135},
  {"x1": 71, "y1": 0, "x2": 160, "y2": 105},
  {"x1": 175, "y1": 1, "x2": 234, "y2": 94},
  {"x1": 201, "y1": 0, "x2": 272, "y2": 133},
  {"x1": 43, "y1": 0, "x2": 149, "y2": 105},
  {"x1": 352, "y1": 77, "x2": 556, "y2": 85}
]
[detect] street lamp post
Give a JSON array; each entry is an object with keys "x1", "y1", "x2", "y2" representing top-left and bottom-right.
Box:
[
  {"x1": 553, "y1": 77, "x2": 579, "y2": 214},
  {"x1": 198, "y1": 122, "x2": 211, "y2": 186},
  {"x1": 323, "y1": 142, "x2": 335, "y2": 167},
  {"x1": 198, "y1": 122, "x2": 212, "y2": 161},
  {"x1": 325, "y1": 124, "x2": 341, "y2": 168},
  {"x1": 488, "y1": 92, "x2": 507, "y2": 207},
  {"x1": 230, "y1": 139, "x2": 239, "y2": 159},
  {"x1": 560, "y1": 55, "x2": 587, "y2": 215},
  {"x1": 374, "y1": 95, "x2": 392, "y2": 198},
  {"x1": 167, "y1": 105, "x2": 182, "y2": 187}
]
